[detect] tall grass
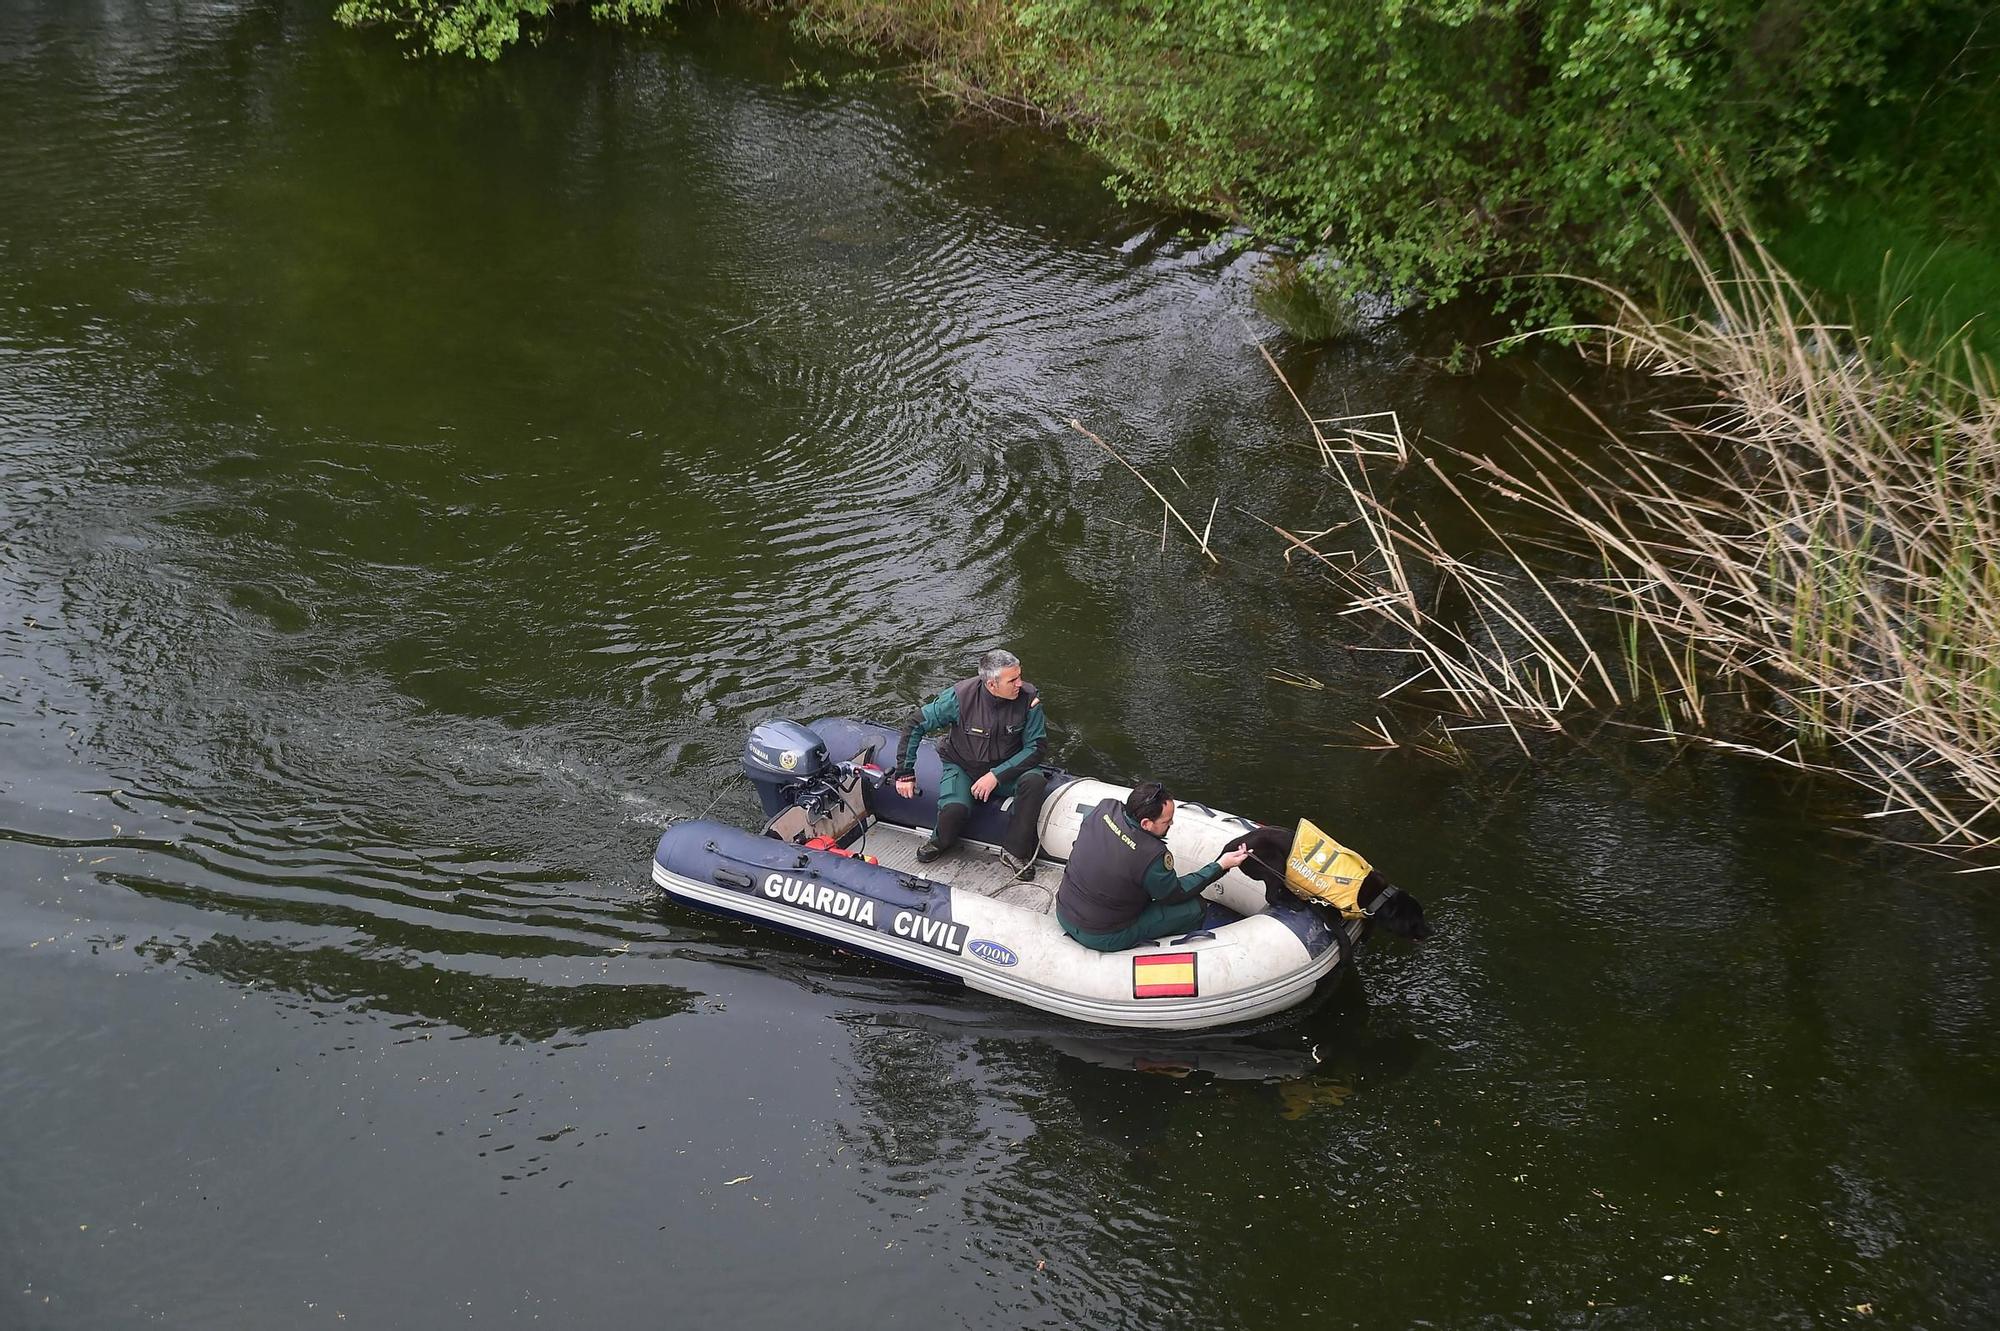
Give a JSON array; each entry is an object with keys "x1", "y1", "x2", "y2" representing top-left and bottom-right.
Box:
[
  {"x1": 775, "y1": 0, "x2": 1048, "y2": 120},
  {"x1": 1252, "y1": 258, "x2": 1363, "y2": 344},
  {"x1": 1771, "y1": 200, "x2": 2000, "y2": 378},
  {"x1": 1276, "y1": 205, "x2": 2000, "y2": 855}
]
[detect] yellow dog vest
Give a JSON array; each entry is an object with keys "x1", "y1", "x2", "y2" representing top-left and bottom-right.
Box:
[{"x1": 1284, "y1": 818, "x2": 1374, "y2": 918}]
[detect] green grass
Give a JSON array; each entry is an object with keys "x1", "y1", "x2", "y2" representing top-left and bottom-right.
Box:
[
  {"x1": 1251, "y1": 259, "x2": 1363, "y2": 344},
  {"x1": 1771, "y1": 200, "x2": 2000, "y2": 372}
]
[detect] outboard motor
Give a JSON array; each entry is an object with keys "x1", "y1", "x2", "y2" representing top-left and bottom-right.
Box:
[{"x1": 741, "y1": 719, "x2": 830, "y2": 819}]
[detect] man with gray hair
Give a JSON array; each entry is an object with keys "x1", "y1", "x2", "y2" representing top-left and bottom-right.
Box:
[{"x1": 892, "y1": 649, "x2": 1050, "y2": 880}]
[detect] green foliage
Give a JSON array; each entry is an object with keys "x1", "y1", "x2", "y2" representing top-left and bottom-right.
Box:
[
  {"x1": 1773, "y1": 200, "x2": 2000, "y2": 371},
  {"x1": 1766, "y1": 0, "x2": 1999, "y2": 364},
  {"x1": 989, "y1": 0, "x2": 1954, "y2": 323},
  {"x1": 1438, "y1": 339, "x2": 1481, "y2": 376},
  {"x1": 791, "y1": 0, "x2": 1985, "y2": 324},
  {"x1": 334, "y1": 0, "x2": 671, "y2": 60}
]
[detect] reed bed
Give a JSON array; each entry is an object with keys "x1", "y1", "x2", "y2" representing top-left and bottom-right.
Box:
[{"x1": 1268, "y1": 218, "x2": 2000, "y2": 856}]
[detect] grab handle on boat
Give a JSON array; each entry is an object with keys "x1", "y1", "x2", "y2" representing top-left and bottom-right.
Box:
[{"x1": 713, "y1": 868, "x2": 754, "y2": 889}]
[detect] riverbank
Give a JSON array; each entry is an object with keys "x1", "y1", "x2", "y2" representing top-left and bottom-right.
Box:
[
  {"x1": 335, "y1": 0, "x2": 1997, "y2": 358},
  {"x1": 1773, "y1": 199, "x2": 2000, "y2": 369}
]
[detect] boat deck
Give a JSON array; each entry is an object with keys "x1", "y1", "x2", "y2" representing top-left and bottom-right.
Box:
[{"x1": 851, "y1": 821, "x2": 1058, "y2": 915}]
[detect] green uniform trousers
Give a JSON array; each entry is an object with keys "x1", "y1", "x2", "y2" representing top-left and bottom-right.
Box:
[
  {"x1": 1059, "y1": 896, "x2": 1206, "y2": 953},
  {"x1": 936, "y1": 761, "x2": 1014, "y2": 810}
]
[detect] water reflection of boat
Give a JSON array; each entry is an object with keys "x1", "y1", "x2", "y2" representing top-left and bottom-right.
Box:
[
  {"x1": 1042, "y1": 1031, "x2": 1322, "y2": 1080},
  {"x1": 650, "y1": 718, "x2": 1366, "y2": 1030},
  {"x1": 851, "y1": 999, "x2": 1338, "y2": 1080}
]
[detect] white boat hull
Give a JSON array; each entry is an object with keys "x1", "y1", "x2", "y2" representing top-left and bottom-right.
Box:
[{"x1": 652, "y1": 776, "x2": 1359, "y2": 1031}]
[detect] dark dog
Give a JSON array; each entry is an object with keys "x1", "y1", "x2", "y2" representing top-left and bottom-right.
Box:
[{"x1": 1221, "y1": 825, "x2": 1432, "y2": 942}]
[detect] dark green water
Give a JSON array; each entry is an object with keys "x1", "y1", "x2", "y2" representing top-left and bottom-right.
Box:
[{"x1": 3, "y1": 4, "x2": 1997, "y2": 1327}]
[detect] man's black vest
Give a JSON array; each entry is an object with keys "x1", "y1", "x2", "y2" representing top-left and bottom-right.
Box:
[
  {"x1": 937, "y1": 676, "x2": 1039, "y2": 777},
  {"x1": 1056, "y1": 797, "x2": 1169, "y2": 933}
]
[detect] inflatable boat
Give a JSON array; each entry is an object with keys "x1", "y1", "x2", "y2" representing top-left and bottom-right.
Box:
[{"x1": 650, "y1": 718, "x2": 1365, "y2": 1031}]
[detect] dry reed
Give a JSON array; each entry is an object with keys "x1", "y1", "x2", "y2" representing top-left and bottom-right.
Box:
[
  {"x1": 1264, "y1": 206, "x2": 2000, "y2": 855},
  {"x1": 1069, "y1": 418, "x2": 1222, "y2": 563}
]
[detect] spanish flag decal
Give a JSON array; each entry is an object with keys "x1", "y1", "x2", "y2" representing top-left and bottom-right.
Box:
[{"x1": 1133, "y1": 951, "x2": 1198, "y2": 998}]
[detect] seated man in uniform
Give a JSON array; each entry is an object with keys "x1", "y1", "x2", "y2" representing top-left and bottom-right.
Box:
[
  {"x1": 892, "y1": 648, "x2": 1050, "y2": 880},
  {"x1": 1056, "y1": 781, "x2": 1253, "y2": 952}
]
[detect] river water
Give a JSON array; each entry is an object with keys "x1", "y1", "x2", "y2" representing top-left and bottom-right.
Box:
[{"x1": 3, "y1": 4, "x2": 1996, "y2": 1327}]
